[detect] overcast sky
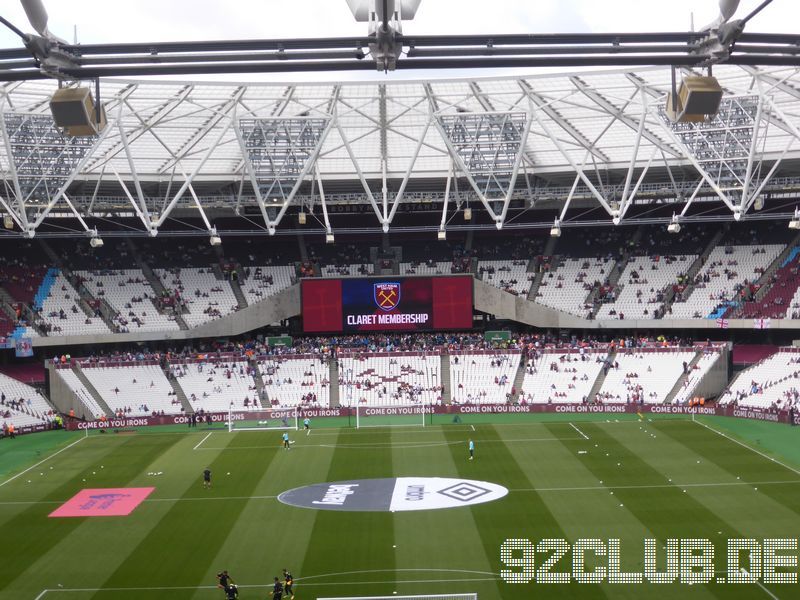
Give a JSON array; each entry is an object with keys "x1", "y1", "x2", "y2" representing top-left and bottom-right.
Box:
[{"x1": 0, "y1": 0, "x2": 795, "y2": 81}]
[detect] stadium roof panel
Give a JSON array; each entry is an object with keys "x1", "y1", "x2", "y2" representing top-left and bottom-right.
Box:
[{"x1": 2, "y1": 64, "x2": 800, "y2": 235}]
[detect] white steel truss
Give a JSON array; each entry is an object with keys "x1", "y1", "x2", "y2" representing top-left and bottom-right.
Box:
[
  {"x1": 235, "y1": 115, "x2": 332, "y2": 234},
  {"x1": 434, "y1": 111, "x2": 530, "y2": 229},
  {"x1": 0, "y1": 65, "x2": 798, "y2": 236},
  {"x1": 0, "y1": 112, "x2": 107, "y2": 235},
  {"x1": 656, "y1": 94, "x2": 785, "y2": 217}
]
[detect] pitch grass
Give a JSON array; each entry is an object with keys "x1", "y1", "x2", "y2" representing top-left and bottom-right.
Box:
[{"x1": 2, "y1": 415, "x2": 800, "y2": 599}]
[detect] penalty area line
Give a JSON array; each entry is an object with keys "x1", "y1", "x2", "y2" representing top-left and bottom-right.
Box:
[
  {"x1": 569, "y1": 422, "x2": 589, "y2": 440},
  {"x1": 693, "y1": 418, "x2": 800, "y2": 477},
  {"x1": 35, "y1": 590, "x2": 49, "y2": 600},
  {"x1": 192, "y1": 432, "x2": 213, "y2": 450},
  {"x1": 0, "y1": 435, "x2": 86, "y2": 489},
  {"x1": 509, "y1": 479, "x2": 800, "y2": 493},
  {"x1": 196, "y1": 437, "x2": 584, "y2": 451},
  {"x1": 742, "y1": 568, "x2": 780, "y2": 600}
]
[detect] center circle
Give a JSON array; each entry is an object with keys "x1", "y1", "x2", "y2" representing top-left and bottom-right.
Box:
[{"x1": 278, "y1": 477, "x2": 508, "y2": 512}]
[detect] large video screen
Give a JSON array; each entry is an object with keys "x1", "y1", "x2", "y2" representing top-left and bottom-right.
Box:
[{"x1": 302, "y1": 276, "x2": 473, "y2": 333}]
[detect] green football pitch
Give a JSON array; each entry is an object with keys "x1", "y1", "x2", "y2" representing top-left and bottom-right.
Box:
[{"x1": 2, "y1": 414, "x2": 800, "y2": 600}]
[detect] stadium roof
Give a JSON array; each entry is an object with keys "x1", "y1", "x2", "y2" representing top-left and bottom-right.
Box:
[{"x1": 3, "y1": 63, "x2": 800, "y2": 236}]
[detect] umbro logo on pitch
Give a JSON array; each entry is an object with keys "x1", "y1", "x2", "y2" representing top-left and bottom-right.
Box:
[{"x1": 277, "y1": 477, "x2": 508, "y2": 512}]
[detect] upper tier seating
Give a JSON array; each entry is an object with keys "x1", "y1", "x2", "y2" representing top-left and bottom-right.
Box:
[
  {"x1": 82, "y1": 364, "x2": 177, "y2": 417},
  {"x1": 597, "y1": 350, "x2": 695, "y2": 404},
  {"x1": 321, "y1": 264, "x2": 375, "y2": 277},
  {"x1": 257, "y1": 356, "x2": 329, "y2": 408},
  {"x1": 156, "y1": 268, "x2": 239, "y2": 327},
  {"x1": 0, "y1": 266, "x2": 47, "y2": 305},
  {"x1": 596, "y1": 254, "x2": 697, "y2": 320},
  {"x1": 400, "y1": 262, "x2": 454, "y2": 276},
  {"x1": 738, "y1": 251, "x2": 800, "y2": 320},
  {"x1": 719, "y1": 350, "x2": 800, "y2": 410},
  {"x1": 450, "y1": 352, "x2": 520, "y2": 404},
  {"x1": 667, "y1": 245, "x2": 783, "y2": 319},
  {"x1": 35, "y1": 272, "x2": 110, "y2": 337},
  {"x1": 338, "y1": 354, "x2": 441, "y2": 406},
  {"x1": 520, "y1": 350, "x2": 607, "y2": 404},
  {"x1": 240, "y1": 266, "x2": 295, "y2": 306},
  {"x1": 77, "y1": 269, "x2": 180, "y2": 333},
  {"x1": 172, "y1": 360, "x2": 258, "y2": 413},
  {"x1": 478, "y1": 261, "x2": 531, "y2": 296},
  {"x1": 536, "y1": 258, "x2": 615, "y2": 317},
  {"x1": 0, "y1": 372, "x2": 55, "y2": 429}
]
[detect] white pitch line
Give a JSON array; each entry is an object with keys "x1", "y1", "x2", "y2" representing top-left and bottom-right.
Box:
[
  {"x1": 34, "y1": 590, "x2": 49, "y2": 600},
  {"x1": 693, "y1": 418, "x2": 800, "y2": 477},
  {"x1": 0, "y1": 435, "x2": 86, "y2": 489},
  {"x1": 8, "y1": 479, "x2": 800, "y2": 508},
  {"x1": 470, "y1": 424, "x2": 475, "y2": 431},
  {"x1": 509, "y1": 479, "x2": 800, "y2": 493},
  {"x1": 742, "y1": 569, "x2": 780, "y2": 600},
  {"x1": 197, "y1": 437, "x2": 583, "y2": 451},
  {"x1": 37, "y1": 569, "x2": 501, "y2": 594},
  {"x1": 192, "y1": 431, "x2": 213, "y2": 450},
  {"x1": 569, "y1": 422, "x2": 589, "y2": 440}
]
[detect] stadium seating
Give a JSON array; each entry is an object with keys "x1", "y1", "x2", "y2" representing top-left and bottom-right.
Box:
[
  {"x1": 478, "y1": 261, "x2": 532, "y2": 296},
  {"x1": 82, "y1": 364, "x2": 177, "y2": 417},
  {"x1": 77, "y1": 269, "x2": 180, "y2": 333},
  {"x1": 449, "y1": 352, "x2": 520, "y2": 404},
  {"x1": 667, "y1": 245, "x2": 783, "y2": 319},
  {"x1": 536, "y1": 258, "x2": 615, "y2": 317},
  {"x1": 257, "y1": 356, "x2": 329, "y2": 408},
  {"x1": 338, "y1": 353, "x2": 441, "y2": 406},
  {"x1": 519, "y1": 349, "x2": 607, "y2": 404},
  {"x1": 239, "y1": 265, "x2": 295, "y2": 305},
  {"x1": 671, "y1": 350, "x2": 722, "y2": 405},
  {"x1": 719, "y1": 350, "x2": 800, "y2": 409},
  {"x1": 0, "y1": 372, "x2": 56, "y2": 429},
  {"x1": 400, "y1": 262, "x2": 453, "y2": 276},
  {"x1": 321, "y1": 264, "x2": 375, "y2": 277},
  {"x1": 171, "y1": 360, "x2": 258, "y2": 412},
  {"x1": 737, "y1": 252, "x2": 800, "y2": 320},
  {"x1": 598, "y1": 349, "x2": 695, "y2": 404},
  {"x1": 155, "y1": 268, "x2": 239, "y2": 327},
  {"x1": 34, "y1": 272, "x2": 111, "y2": 336},
  {"x1": 55, "y1": 368, "x2": 108, "y2": 419},
  {"x1": 0, "y1": 266, "x2": 47, "y2": 305},
  {"x1": 595, "y1": 254, "x2": 697, "y2": 320}
]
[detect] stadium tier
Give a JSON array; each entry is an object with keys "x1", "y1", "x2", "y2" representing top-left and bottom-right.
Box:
[
  {"x1": 338, "y1": 352, "x2": 442, "y2": 407},
  {"x1": 36, "y1": 338, "x2": 733, "y2": 426},
  {"x1": 170, "y1": 359, "x2": 258, "y2": 413},
  {"x1": 449, "y1": 351, "x2": 521, "y2": 404},
  {"x1": 0, "y1": 225, "x2": 800, "y2": 345},
  {"x1": 520, "y1": 349, "x2": 609, "y2": 404},
  {"x1": 257, "y1": 355, "x2": 330, "y2": 408},
  {"x1": 719, "y1": 348, "x2": 800, "y2": 410},
  {"x1": 0, "y1": 372, "x2": 57, "y2": 430}
]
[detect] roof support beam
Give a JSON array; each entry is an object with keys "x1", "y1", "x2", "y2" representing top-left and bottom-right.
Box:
[
  {"x1": 570, "y1": 75, "x2": 680, "y2": 158},
  {"x1": 158, "y1": 87, "x2": 244, "y2": 174},
  {"x1": 529, "y1": 95, "x2": 616, "y2": 218},
  {"x1": 518, "y1": 80, "x2": 610, "y2": 163}
]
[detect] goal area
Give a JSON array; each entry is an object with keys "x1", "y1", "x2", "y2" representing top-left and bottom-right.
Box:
[
  {"x1": 227, "y1": 407, "x2": 298, "y2": 432},
  {"x1": 318, "y1": 595, "x2": 477, "y2": 600},
  {"x1": 354, "y1": 404, "x2": 431, "y2": 429}
]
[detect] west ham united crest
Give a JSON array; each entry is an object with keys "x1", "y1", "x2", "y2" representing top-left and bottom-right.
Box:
[{"x1": 374, "y1": 282, "x2": 401, "y2": 311}]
